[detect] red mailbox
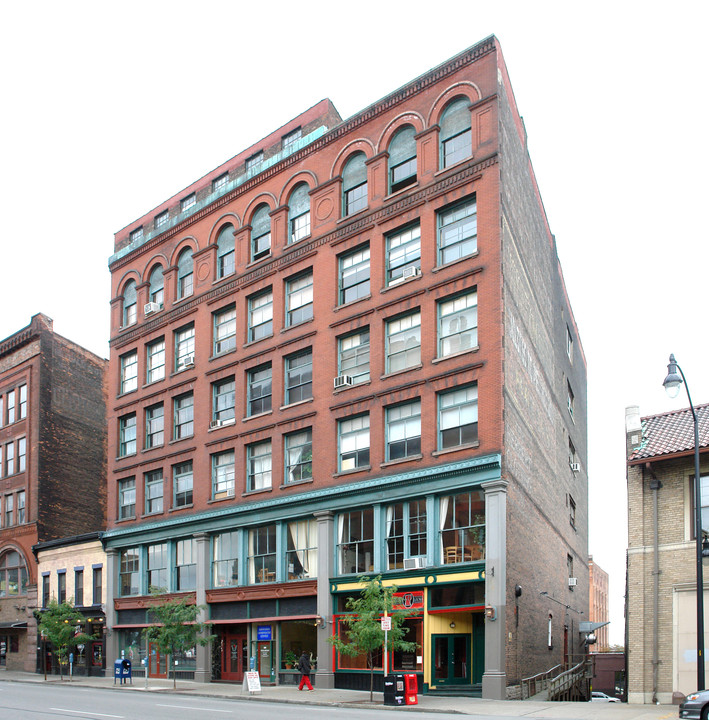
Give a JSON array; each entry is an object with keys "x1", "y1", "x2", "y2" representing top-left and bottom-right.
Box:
[{"x1": 404, "y1": 673, "x2": 418, "y2": 705}]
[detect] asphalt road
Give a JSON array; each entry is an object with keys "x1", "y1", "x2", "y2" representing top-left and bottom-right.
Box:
[{"x1": 0, "y1": 681, "x2": 463, "y2": 720}]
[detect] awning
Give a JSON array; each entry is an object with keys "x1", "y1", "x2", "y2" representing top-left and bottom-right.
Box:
[{"x1": 0, "y1": 621, "x2": 28, "y2": 629}]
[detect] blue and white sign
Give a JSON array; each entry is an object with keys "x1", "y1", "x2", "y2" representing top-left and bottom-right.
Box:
[{"x1": 256, "y1": 625, "x2": 272, "y2": 641}]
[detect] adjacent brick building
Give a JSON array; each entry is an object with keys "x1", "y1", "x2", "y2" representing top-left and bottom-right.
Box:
[
  {"x1": 104, "y1": 36, "x2": 588, "y2": 699},
  {"x1": 626, "y1": 403, "x2": 709, "y2": 702},
  {"x1": 0, "y1": 313, "x2": 107, "y2": 671},
  {"x1": 589, "y1": 556, "x2": 609, "y2": 651}
]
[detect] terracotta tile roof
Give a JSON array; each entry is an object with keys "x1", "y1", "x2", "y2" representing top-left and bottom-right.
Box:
[{"x1": 629, "y1": 403, "x2": 709, "y2": 461}]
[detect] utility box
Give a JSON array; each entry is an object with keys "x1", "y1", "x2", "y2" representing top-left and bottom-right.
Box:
[
  {"x1": 404, "y1": 673, "x2": 418, "y2": 705},
  {"x1": 114, "y1": 659, "x2": 132, "y2": 684},
  {"x1": 383, "y1": 674, "x2": 406, "y2": 706}
]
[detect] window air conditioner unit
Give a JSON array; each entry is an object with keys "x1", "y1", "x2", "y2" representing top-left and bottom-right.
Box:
[
  {"x1": 570, "y1": 462, "x2": 580, "y2": 473},
  {"x1": 403, "y1": 557, "x2": 426, "y2": 570},
  {"x1": 334, "y1": 374, "x2": 354, "y2": 389},
  {"x1": 568, "y1": 577, "x2": 577, "y2": 587},
  {"x1": 178, "y1": 354, "x2": 194, "y2": 369},
  {"x1": 144, "y1": 302, "x2": 160, "y2": 316},
  {"x1": 402, "y1": 266, "x2": 421, "y2": 280},
  {"x1": 209, "y1": 419, "x2": 223, "y2": 429}
]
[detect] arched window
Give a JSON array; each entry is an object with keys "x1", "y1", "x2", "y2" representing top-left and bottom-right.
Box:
[
  {"x1": 440, "y1": 98, "x2": 472, "y2": 168},
  {"x1": 216, "y1": 224, "x2": 235, "y2": 279},
  {"x1": 0, "y1": 550, "x2": 28, "y2": 597},
  {"x1": 176, "y1": 248, "x2": 193, "y2": 299},
  {"x1": 288, "y1": 184, "x2": 311, "y2": 243},
  {"x1": 148, "y1": 265, "x2": 164, "y2": 309},
  {"x1": 122, "y1": 279, "x2": 137, "y2": 327},
  {"x1": 388, "y1": 126, "x2": 417, "y2": 193},
  {"x1": 251, "y1": 204, "x2": 271, "y2": 262},
  {"x1": 342, "y1": 152, "x2": 368, "y2": 216}
]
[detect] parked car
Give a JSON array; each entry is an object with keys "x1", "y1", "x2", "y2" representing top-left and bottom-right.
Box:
[
  {"x1": 591, "y1": 691, "x2": 620, "y2": 703},
  {"x1": 679, "y1": 690, "x2": 709, "y2": 719}
]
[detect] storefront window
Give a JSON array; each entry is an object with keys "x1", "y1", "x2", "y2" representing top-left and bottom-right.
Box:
[
  {"x1": 392, "y1": 618, "x2": 423, "y2": 671},
  {"x1": 281, "y1": 620, "x2": 317, "y2": 669},
  {"x1": 334, "y1": 617, "x2": 383, "y2": 670},
  {"x1": 117, "y1": 630, "x2": 144, "y2": 665},
  {"x1": 439, "y1": 491, "x2": 485, "y2": 564}
]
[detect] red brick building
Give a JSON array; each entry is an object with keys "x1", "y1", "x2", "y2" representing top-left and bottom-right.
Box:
[
  {"x1": 104, "y1": 37, "x2": 587, "y2": 698},
  {"x1": 0, "y1": 313, "x2": 107, "y2": 671},
  {"x1": 589, "y1": 556, "x2": 609, "y2": 651}
]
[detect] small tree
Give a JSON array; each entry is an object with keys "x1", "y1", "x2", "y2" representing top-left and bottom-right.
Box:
[
  {"x1": 327, "y1": 575, "x2": 417, "y2": 702},
  {"x1": 142, "y1": 589, "x2": 214, "y2": 688},
  {"x1": 35, "y1": 599, "x2": 95, "y2": 681}
]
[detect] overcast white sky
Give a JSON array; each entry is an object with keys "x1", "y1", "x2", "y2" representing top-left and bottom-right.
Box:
[{"x1": 2, "y1": 1, "x2": 708, "y2": 645}]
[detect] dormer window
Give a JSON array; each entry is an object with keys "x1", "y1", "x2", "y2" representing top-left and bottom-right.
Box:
[{"x1": 181, "y1": 194, "x2": 196, "y2": 212}]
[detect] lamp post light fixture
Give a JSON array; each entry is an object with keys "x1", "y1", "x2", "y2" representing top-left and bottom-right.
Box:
[{"x1": 663, "y1": 353, "x2": 706, "y2": 690}]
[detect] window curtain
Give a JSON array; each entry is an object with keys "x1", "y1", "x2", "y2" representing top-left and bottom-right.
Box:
[
  {"x1": 439, "y1": 495, "x2": 450, "y2": 560},
  {"x1": 248, "y1": 530, "x2": 256, "y2": 584},
  {"x1": 385, "y1": 505, "x2": 395, "y2": 569},
  {"x1": 337, "y1": 514, "x2": 345, "y2": 574}
]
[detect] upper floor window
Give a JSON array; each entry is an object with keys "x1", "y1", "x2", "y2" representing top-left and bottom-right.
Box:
[
  {"x1": 4, "y1": 442, "x2": 14, "y2": 476},
  {"x1": 145, "y1": 469, "x2": 164, "y2": 515},
  {"x1": 342, "y1": 152, "x2": 368, "y2": 216},
  {"x1": 181, "y1": 193, "x2": 196, "y2": 212},
  {"x1": 16, "y1": 490, "x2": 25, "y2": 523},
  {"x1": 92, "y1": 567, "x2": 102, "y2": 605},
  {"x1": 567, "y1": 382, "x2": 575, "y2": 419},
  {"x1": 440, "y1": 98, "x2": 472, "y2": 168},
  {"x1": 437, "y1": 197, "x2": 477, "y2": 265},
  {"x1": 18, "y1": 385, "x2": 27, "y2": 419},
  {"x1": 173, "y1": 393, "x2": 194, "y2": 440},
  {"x1": 285, "y1": 349, "x2": 312, "y2": 404},
  {"x1": 17, "y1": 438, "x2": 26, "y2": 473},
  {"x1": 176, "y1": 248, "x2": 194, "y2": 300},
  {"x1": 118, "y1": 477, "x2": 136, "y2": 520},
  {"x1": 566, "y1": 326, "x2": 574, "y2": 362},
  {"x1": 385, "y1": 499, "x2": 427, "y2": 569},
  {"x1": 75, "y1": 569, "x2": 84, "y2": 607},
  {"x1": 213, "y1": 172, "x2": 229, "y2": 193},
  {"x1": 386, "y1": 400, "x2": 421, "y2": 461},
  {"x1": 386, "y1": 224, "x2": 421, "y2": 285},
  {"x1": 42, "y1": 574, "x2": 50, "y2": 608},
  {"x1": 440, "y1": 490, "x2": 485, "y2": 564},
  {"x1": 212, "y1": 377, "x2": 236, "y2": 426},
  {"x1": 212, "y1": 450, "x2": 235, "y2": 499},
  {"x1": 282, "y1": 127, "x2": 302, "y2": 149},
  {"x1": 248, "y1": 525, "x2": 276, "y2": 584},
  {"x1": 119, "y1": 548, "x2": 140, "y2": 596},
  {"x1": 145, "y1": 403, "x2": 164, "y2": 449},
  {"x1": 216, "y1": 224, "x2": 235, "y2": 279},
  {"x1": 155, "y1": 211, "x2": 168, "y2": 230},
  {"x1": 247, "y1": 364, "x2": 272, "y2": 416},
  {"x1": 287, "y1": 519, "x2": 317, "y2": 580},
  {"x1": 285, "y1": 272, "x2": 313, "y2": 326},
  {"x1": 118, "y1": 413, "x2": 137, "y2": 457},
  {"x1": 120, "y1": 351, "x2": 138, "y2": 394},
  {"x1": 213, "y1": 530, "x2": 239, "y2": 588},
  {"x1": 147, "y1": 265, "x2": 164, "y2": 310},
  {"x1": 247, "y1": 440, "x2": 272, "y2": 492},
  {"x1": 248, "y1": 289, "x2": 273, "y2": 342},
  {"x1": 173, "y1": 461, "x2": 193, "y2": 508},
  {"x1": 176, "y1": 539, "x2": 196, "y2": 591},
  {"x1": 285, "y1": 429, "x2": 312, "y2": 484},
  {"x1": 4, "y1": 493, "x2": 13, "y2": 525},
  {"x1": 0, "y1": 551, "x2": 28, "y2": 597},
  {"x1": 246, "y1": 152, "x2": 264, "y2": 172},
  {"x1": 386, "y1": 311, "x2": 421, "y2": 373},
  {"x1": 569, "y1": 495, "x2": 577, "y2": 529},
  {"x1": 339, "y1": 246, "x2": 370, "y2": 304},
  {"x1": 6, "y1": 390, "x2": 15, "y2": 425},
  {"x1": 337, "y1": 509, "x2": 374, "y2": 575},
  {"x1": 174, "y1": 324, "x2": 195, "y2": 371},
  {"x1": 122, "y1": 280, "x2": 137, "y2": 327},
  {"x1": 388, "y1": 126, "x2": 417, "y2": 192},
  {"x1": 251, "y1": 204, "x2": 271, "y2": 262},
  {"x1": 146, "y1": 338, "x2": 165, "y2": 383},
  {"x1": 338, "y1": 414, "x2": 370, "y2": 472},
  {"x1": 130, "y1": 227, "x2": 143, "y2": 243},
  {"x1": 438, "y1": 384, "x2": 478, "y2": 449},
  {"x1": 147, "y1": 543, "x2": 168, "y2": 590},
  {"x1": 288, "y1": 183, "x2": 311, "y2": 243},
  {"x1": 438, "y1": 291, "x2": 478, "y2": 357},
  {"x1": 338, "y1": 330, "x2": 370, "y2": 385},
  {"x1": 213, "y1": 305, "x2": 236, "y2": 356}
]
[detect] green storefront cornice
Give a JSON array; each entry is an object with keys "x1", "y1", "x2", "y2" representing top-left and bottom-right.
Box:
[{"x1": 104, "y1": 454, "x2": 501, "y2": 547}]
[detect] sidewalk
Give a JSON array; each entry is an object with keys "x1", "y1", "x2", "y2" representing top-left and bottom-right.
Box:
[{"x1": 0, "y1": 669, "x2": 677, "y2": 719}]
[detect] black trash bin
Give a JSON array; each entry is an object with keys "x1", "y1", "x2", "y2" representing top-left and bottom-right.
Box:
[
  {"x1": 383, "y1": 674, "x2": 406, "y2": 706},
  {"x1": 114, "y1": 659, "x2": 132, "y2": 685}
]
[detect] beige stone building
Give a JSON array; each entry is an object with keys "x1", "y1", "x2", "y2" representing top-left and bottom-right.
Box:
[{"x1": 625, "y1": 403, "x2": 709, "y2": 703}]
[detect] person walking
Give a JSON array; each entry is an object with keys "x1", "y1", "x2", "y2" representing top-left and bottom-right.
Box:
[{"x1": 297, "y1": 651, "x2": 314, "y2": 691}]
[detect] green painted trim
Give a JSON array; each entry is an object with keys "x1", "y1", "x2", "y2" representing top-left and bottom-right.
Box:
[{"x1": 105, "y1": 454, "x2": 501, "y2": 548}]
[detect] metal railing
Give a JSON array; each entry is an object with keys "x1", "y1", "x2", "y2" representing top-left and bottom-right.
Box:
[
  {"x1": 521, "y1": 664, "x2": 562, "y2": 700},
  {"x1": 547, "y1": 658, "x2": 591, "y2": 701}
]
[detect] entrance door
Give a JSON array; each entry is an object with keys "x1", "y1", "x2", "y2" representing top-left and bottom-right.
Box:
[
  {"x1": 222, "y1": 632, "x2": 247, "y2": 682},
  {"x1": 149, "y1": 642, "x2": 167, "y2": 678},
  {"x1": 257, "y1": 641, "x2": 272, "y2": 680},
  {"x1": 432, "y1": 634, "x2": 470, "y2": 685}
]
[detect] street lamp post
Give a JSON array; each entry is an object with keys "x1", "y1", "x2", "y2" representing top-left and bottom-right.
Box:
[{"x1": 663, "y1": 353, "x2": 705, "y2": 690}]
